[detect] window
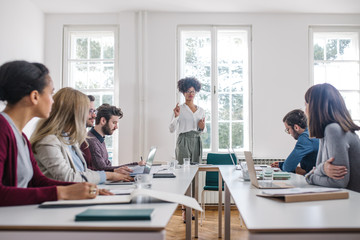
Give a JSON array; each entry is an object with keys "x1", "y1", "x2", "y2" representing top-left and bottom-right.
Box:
[
  {"x1": 178, "y1": 26, "x2": 251, "y2": 154},
  {"x1": 63, "y1": 26, "x2": 119, "y2": 163},
  {"x1": 310, "y1": 27, "x2": 360, "y2": 125}
]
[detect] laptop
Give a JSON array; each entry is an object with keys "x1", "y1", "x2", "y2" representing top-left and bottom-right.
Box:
[
  {"x1": 129, "y1": 147, "x2": 157, "y2": 177},
  {"x1": 227, "y1": 148, "x2": 242, "y2": 170},
  {"x1": 244, "y1": 151, "x2": 293, "y2": 189}
]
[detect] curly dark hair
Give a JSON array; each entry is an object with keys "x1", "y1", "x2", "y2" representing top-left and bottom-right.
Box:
[
  {"x1": 283, "y1": 109, "x2": 307, "y2": 129},
  {"x1": 177, "y1": 77, "x2": 201, "y2": 93},
  {"x1": 95, "y1": 103, "x2": 123, "y2": 125}
]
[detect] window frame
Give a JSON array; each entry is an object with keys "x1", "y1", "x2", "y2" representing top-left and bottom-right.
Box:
[
  {"x1": 177, "y1": 25, "x2": 253, "y2": 156},
  {"x1": 62, "y1": 25, "x2": 120, "y2": 164},
  {"x1": 309, "y1": 26, "x2": 360, "y2": 123}
]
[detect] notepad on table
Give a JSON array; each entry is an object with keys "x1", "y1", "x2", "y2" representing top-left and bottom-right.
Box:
[
  {"x1": 257, "y1": 187, "x2": 349, "y2": 203},
  {"x1": 75, "y1": 208, "x2": 154, "y2": 221},
  {"x1": 39, "y1": 188, "x2": 203, "y2": 212}
]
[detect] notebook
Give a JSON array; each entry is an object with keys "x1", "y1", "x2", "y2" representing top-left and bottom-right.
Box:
[
  {"x1": 75, "y1": 208, "x2": 154, "y2": 221},
  {"x1": 227, "y1": 147, "x2": 242, "y2": 170},
  {"x1": 39, "y1": 188, "x2": 203, "y2": 212},
  {"x1": 244, "y1": 151, "x2": 293, "y2": 189},
  {"x1": 129, "y1": 147, "x2": 157, "y2": 177},
  {"x1": 257, "y1": 188, "x2": 349, "y2": 203}
]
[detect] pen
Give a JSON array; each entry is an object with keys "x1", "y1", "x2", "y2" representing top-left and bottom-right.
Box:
[{"x1": 80, "y1": 173, "x2": 89, "y2": 182}]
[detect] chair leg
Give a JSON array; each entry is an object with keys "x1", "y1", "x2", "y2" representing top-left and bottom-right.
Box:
[
  {"x1": 201, "y1": 190, "x2": 206, "y2": 226},
  {"x1": 239, "y1": 211, "x2": 245, "y2": 229}
]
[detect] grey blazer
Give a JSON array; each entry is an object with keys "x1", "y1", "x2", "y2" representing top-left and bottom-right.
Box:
[{"x1": 33, "y1": 135, "x2": 101, "y2": 184}]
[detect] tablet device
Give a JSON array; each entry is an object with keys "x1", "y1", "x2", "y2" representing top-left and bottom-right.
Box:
[{"x1": 153, "y1": 173, "x2": 176, "y2": 178}]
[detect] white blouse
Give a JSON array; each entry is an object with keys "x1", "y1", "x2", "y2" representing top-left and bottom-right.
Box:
[{"x1": 169, "y1": 103, "x2": 206, "y2": 137}]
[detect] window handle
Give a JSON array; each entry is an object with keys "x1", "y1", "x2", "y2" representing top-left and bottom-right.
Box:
[{"x1": 213, "y1": 86, "x2": 216, "y2": 94}]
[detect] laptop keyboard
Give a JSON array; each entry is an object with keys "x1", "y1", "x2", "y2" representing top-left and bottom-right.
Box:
[{"x1": 130, "y1": 165, "x2": 145, "y2": 174}]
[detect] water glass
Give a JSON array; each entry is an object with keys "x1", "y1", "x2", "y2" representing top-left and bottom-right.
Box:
[
  {"x1": 183, "y1": 158, "x2": 190, "y2": 168},
  {"x1": 134, "y1": 174, "x2": 152, "y2": 189},
  {"x1": 263, "y1": 167, "x2": 273, "y2": 180},
  {"x1": 169, "y1": 160, "x2": 178, "y2": 171}
]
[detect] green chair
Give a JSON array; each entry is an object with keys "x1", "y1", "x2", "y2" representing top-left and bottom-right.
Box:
[{"x1": 201, "y1": 153, "x2": 235, "y2": 225}]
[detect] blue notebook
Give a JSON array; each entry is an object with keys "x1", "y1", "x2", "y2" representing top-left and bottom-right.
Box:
[{"x1": 75, "y1": 208, "x2": 154, "y2": 221}]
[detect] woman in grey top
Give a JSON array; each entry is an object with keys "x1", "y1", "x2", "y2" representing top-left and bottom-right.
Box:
[{"x1": 305, "y1": 83, "x2": 360, "y2": 193}]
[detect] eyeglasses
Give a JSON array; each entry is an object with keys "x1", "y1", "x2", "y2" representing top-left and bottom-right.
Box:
[
  {"x1": 185, "y1": 90, "x2": 196, "y2": 95},
  {"x1": 89, "y1": 109, "x2": 97, "y2": 115},
  {"x1": 284, "y1": 128, "x2": 290, "y2": 134}
]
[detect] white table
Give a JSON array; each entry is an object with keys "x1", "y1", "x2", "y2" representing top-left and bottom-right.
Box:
[
  {"x1": 0, "y1": 166, "x2": 198, "y2": 240},
  {"x1": 219, "y1": 165, "x2": 360, "y2": 240}
]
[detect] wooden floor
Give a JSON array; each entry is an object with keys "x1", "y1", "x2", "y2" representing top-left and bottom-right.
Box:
[{"x1": 165, "y1": 208, "x2": 249, "y2": 240}]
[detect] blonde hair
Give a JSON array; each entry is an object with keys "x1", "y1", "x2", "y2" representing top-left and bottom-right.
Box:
[{"x1": 31, "y1": 87, "x2": 89, "y2": 153}]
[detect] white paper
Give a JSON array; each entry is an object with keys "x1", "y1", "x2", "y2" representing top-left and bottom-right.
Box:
[
  {"x1": 40, "y1": 188, "x2": 203, "y2": 211},
  {"x1": 261, "y1": 187, "x2": 342, "y2": 196},
  {"x1": 110, "y1": 189, "x2": 134, "y2": 195}
]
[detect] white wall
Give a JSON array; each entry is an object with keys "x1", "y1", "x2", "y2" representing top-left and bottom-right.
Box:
[
  {"x1": 0, "y1": 0, "x2": 45, "y2": 137},
  {"x1": 44, "y1": 12, "x2": 360, "y2": 164},
  {"x1": 145, "y1": 13, "x2": 360, "y2": 160}
]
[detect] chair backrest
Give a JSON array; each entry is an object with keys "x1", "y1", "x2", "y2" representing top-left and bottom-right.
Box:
[{"x1": 205, "y1": 153, "x2": 235, "y2": 187}]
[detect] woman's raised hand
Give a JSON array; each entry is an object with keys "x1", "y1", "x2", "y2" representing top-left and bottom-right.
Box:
[{"x1": 173, "y1": 103, "x2": 180, "y2": 117}]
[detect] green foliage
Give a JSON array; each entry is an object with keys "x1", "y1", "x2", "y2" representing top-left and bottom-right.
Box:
[
  {"x1": 232, "y1": 94, "x2": 243, "y2": 120},
  {"x1": 218, "y1": 123, "x2": 229, "y2": 149},
  {"x1": 339, "y1": 39, "x2": 351, "y2": 55},
  {"x1": 102, "y1": 94, "x2": 113, "y2": 105},
  {"x1": 314, "y1": 44, "x2": 324, "y2": 60},
  {"x1": 232, "y1": 122, "x2": 243, "y2": 148},
  {"x1": 218, "y1": 94, "x2": 230, "y2": 120},
  {"x1": 201, "y1": 123, "x2": 211, "y2": 149},
  {"x1": 326, "y1": 39, "x2": 337, "y2": 60},
  {"x1": 76, "y1": 38, "x2": 88, "y2": 59},
  {"x1": 90, "y1": 39, "x2": 101, "y2": 59},
  {"x1": 185, "y1": 38, "x2": 198, "y2": 64},
  {"x1": 103, "y1": 46, "x2": 114, "y2": 59}
]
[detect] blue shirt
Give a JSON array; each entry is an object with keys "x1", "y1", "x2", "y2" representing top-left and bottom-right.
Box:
[
  {"x1": 63, "y1": 134, "x2": 106, "y2": 184},
  {"x1": 279, "y1": 128, "x2": 319, "y2": 173}
]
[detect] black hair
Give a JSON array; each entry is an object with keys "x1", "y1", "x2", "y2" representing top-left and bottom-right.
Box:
[
  {"x1": 0, "y1": 60, "x2": 49, "y2": 105},
  {"x1": 95, "y1": 103, "x2": 123, "y2": 125},
  {"x1": 177, "y1": 77, "x2": 201, "y2": 93},
  {"x1": 283, "y1": 109, "x2": 307, "y2": 129},
  {"x1": 87, "y1": 95, "x2": 95, "y2": 102}
]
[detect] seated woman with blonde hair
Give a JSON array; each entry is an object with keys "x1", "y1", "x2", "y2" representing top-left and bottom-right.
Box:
[
  {"x1": 31, "y1": 87, "x2": 133, "y2": 184},
  {"x1": 0, "y1": 60, "x2": 104, "y2": 206}
]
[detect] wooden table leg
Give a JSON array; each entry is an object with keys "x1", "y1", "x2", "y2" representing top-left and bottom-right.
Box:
[
  {"x1": 186, "y1": 184, "x2": 192, "y2": 240},
  {"x1": 194, "y1": 171, "x2": 199, "y2": 238},
  {"x1": 218, "y1": 170, "x2": 222, "y2": 238},
  {"x1": 224, "y1": 183, "x2": 230, "y2": 240}
]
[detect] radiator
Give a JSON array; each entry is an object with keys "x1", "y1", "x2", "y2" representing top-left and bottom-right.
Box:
[{"x1": 199, "y1": 158, "x2": 284, "y2": 204}]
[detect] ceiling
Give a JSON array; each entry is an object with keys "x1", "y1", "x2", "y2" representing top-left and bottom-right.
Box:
[{"x1": 31, "y1": 0, "x2": 360, "y2": 14}]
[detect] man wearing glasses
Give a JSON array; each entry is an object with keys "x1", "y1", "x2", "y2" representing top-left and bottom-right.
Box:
[
  {"x1": 271, "y1": 109, "x2": 319, "y2": 175},
  {"x1": 87, "y1": 95, "x2": 97, "y2": 128}
]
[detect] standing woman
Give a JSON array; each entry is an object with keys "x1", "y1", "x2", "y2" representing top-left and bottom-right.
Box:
[
  {"x1": 30, "y1": 87, "x2": 133, "y2": 184},
  {"x1": 0, "y1": 60, "x2": 100, "y2": 206},
  {"x1": 169, "y1": 77, "x2": 206, "y2": 164},
  {"x1": 305, "y1": 83, "x2": 360, "y2": 192}
]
